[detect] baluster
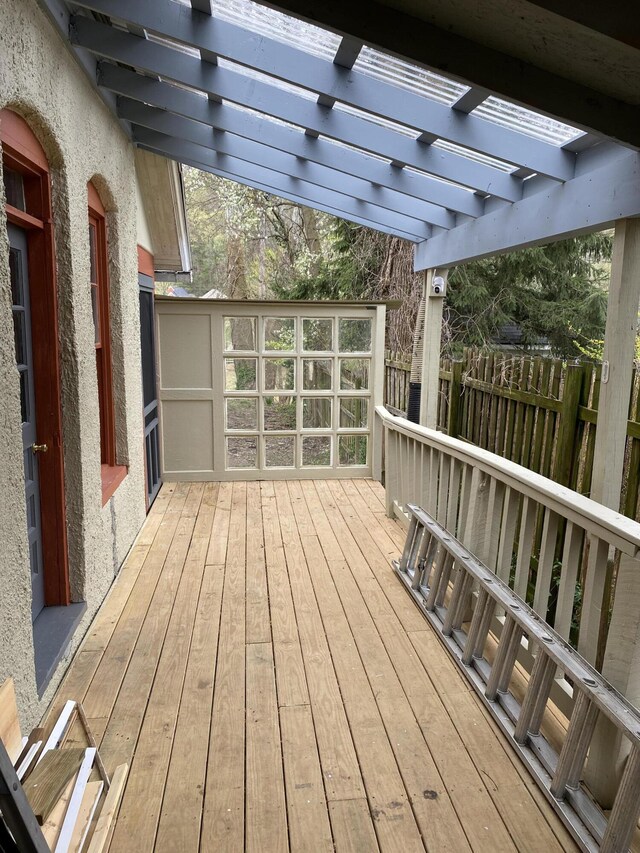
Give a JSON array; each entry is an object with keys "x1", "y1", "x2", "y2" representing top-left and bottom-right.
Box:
[
  {"x1": 553, "y1": 522, "x2": 583, "y2": 641},
  {"x1": 483, "y1": 479, "x2": 505, "y2": 573},
  {"x1": 496, "y1": 487, "x2": 520, "y2": 586},
  {"x1": 514, "y1": 649, "x2": 557, "y2": 743},
  {"x1": 427, "y1": 448, "x2": 439, "y2": 518},
  {"x1": 436, "y1": 453, "x2": 451, "y2": 526},
  {"x1": 514, "y1": 496, "x2": 537, "y2": 599},
  {"x1": 550, "y1": 690, "x2": 599, "y2": 799},
  {"x1": 600, "y1": 745, "x2": 640, "y2": 853},
  {"x1": 533, "y1": 509, "x2": 560, "y2": 618},
  {"x1": 578, "y1": 536, "x2": 611, "y2": 666},
  {"x1": 485, "y1": 615, "x2": 523, "y2": 701}
]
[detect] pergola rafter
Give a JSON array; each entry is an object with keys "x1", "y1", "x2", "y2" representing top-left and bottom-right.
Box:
[
  {"x1": 70, "y1": 0, "x2": 576, "y2": 183},
  {"x1": 36, "y1": 0, "x2": 640, "y2": 261},
  {"x1": 119, "y1": 99, "x2": 454, "y2": 229},
  {"x1": 135, "y1": 130, "x2": 429, "y2": 241},
  {"x1": 70, "y1": 16, "x2": 524, "y2": 202},
  {"x1": 99, "y1": 64, "x2": 483, "y2": 218}
]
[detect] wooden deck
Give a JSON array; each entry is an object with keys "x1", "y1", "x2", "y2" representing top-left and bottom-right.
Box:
[{"x1": 46, "y1": 479, "x2": 577, "y2": 852}]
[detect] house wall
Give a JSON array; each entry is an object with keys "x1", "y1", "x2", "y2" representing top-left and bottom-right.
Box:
[{"x1": 0, "y1": 0, "x2": 148, "y2": 728}]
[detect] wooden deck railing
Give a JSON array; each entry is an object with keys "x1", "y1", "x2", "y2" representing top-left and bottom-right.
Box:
[{"x1": 375, "y1": 405, "x2": 640, "y2": 715}]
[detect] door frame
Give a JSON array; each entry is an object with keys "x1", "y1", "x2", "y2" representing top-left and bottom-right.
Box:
[{"x1": 1, "y1": 109, "x2": 69, "y2": 606}]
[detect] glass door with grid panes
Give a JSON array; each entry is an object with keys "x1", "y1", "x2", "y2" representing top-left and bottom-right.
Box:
[{"x1": 222, "y1": 308, "x2": 382, "y2": 476}]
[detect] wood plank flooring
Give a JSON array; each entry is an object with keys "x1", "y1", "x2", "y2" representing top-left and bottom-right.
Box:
[{"x1": 45, "y1": 479, "x2": 577, "y2": 852}]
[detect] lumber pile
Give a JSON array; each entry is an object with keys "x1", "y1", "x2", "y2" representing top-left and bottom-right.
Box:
[{"x1": 0, "y1": 678, "x2": 127, "y2": 852}]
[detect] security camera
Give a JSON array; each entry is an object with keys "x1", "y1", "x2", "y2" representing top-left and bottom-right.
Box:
[{"x1": 431, "y1": 275, "x2": 447, "y2": 297}]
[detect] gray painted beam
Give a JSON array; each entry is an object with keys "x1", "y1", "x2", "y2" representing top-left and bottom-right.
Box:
[
  {"x1": 414, "y1": 151, "x2": 640, "y2": 269},
  {"x1": 70, "y1": 0, "x2": 575, "y2": 181},
  {"x1": 72, "y1": 16, "x2": 521, "y2": 200},
  {"x1": 117, "y1": 97, "x2": 452, "y2": 228},
  {"x1": 99, "y1": 64, "x2": 483, "y2": 216},
  {"x1": 253, "y1": 0, "x2": 640, "y2": 150},
  {"x1": 137, "y1": 142, "x2": 422, "y2": 241},
  {"x1": 132, "y1": 127, "x2": 429, "y2": 240}
]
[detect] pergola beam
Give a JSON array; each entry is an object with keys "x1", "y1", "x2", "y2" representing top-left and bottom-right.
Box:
[
  {"x1": 133, "y1": 127, "x2": 430, "y2": 240},
  {"x1": 255, "y1": 0, "x2": 640, "y2": 149},
  {"x1": 119, "y1": 98, "x2": 448, "y2": 230},
  {"x1": 70, "y1": 0, "x2": 575, "y2": 182},
  {"x1": 414, "y1": 151, "x2": 640, "y2": 269},
  {"x1": 71, "y1": 16, "x2": 522, "y2": 200},
  {"x1": 100, "y1": 64, "x2": 481, "y2": 217}
]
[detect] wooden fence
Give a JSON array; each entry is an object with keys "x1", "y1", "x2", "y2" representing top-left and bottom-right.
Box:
[{"x1": 384, "y1": 348, "x2": 640, "y2": 521}]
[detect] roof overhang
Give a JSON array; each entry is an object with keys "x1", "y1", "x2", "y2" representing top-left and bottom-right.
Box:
[{"x1": 35, "y1": 0, "x2": 640, "y2": 269}]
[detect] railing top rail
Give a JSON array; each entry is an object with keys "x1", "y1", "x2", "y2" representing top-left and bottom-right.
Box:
[{"x1": 376, "y1": 405, "x2": 640, "y2": 556}]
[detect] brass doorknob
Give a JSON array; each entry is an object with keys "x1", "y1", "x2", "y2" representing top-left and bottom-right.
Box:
[{"x1": 32, "y1": 443, "x2": 48, "y2": 454}]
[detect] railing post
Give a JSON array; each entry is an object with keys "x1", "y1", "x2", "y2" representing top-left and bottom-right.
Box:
[
  {"x1": 447, "y1": 360, "x2": 463, "y2": 439},
  {"x1": 419, "y1": 269, "x2": 446, "y2": 429},
  {"x1": 553, "y1": 362, "x2": 583, "y2": 487},
  {"x1": 584, "y1": 218, "x2": 640, "y2": 808}
]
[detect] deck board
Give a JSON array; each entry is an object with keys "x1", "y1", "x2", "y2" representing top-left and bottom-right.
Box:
[{"x1": 45, "y1": 479, "x2": 577, "y2": 852}]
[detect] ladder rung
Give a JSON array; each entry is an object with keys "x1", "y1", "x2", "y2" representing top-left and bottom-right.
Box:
[
  {"x1": 485, "y1": 616, "x2": 523, "y2": 701},
  {"x1": 514, "y1": 650, "x2": 556, "y2": 744},
  {"x1": 462, "y1": 588, "x2": 490, "y2": 665},
  {"x1": 550, "y1": 690, "x2": 599, "y2": 799}
]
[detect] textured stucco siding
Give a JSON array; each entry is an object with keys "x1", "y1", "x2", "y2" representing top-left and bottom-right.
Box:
[{"x1": 0, "y1": 0, "x2": 147, "y2": 729}]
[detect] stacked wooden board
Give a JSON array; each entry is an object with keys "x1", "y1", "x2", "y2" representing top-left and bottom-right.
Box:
[{"x1": 0, "y1": 678, "x2": 127, "y2": 852}]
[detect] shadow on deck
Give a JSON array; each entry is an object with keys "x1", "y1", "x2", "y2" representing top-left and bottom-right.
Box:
[{"x1": 45, "y1": 479, "x2": 576, "y2": 852}]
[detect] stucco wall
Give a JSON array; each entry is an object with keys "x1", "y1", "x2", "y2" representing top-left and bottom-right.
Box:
[{"x1": 0, "y1": 0, "x2": 147, "y2": 728}]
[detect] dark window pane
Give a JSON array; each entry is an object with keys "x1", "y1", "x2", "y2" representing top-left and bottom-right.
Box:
[
  {"x1": 139, "y1": 288, "x2": 156, "y2": 407},
  {"x1": 19, "y1": 369, "x2": 29, "y2": 423},
  {"x1": 3, "y1": 168, "x2": 26, "y2": 211},
  {"x1": 91, "y1": 285, "x2": 100, "y2": 345},
  {"x1": 89, "y1": 223, "x2": 97, "y2": 283},
  {"x1": 13, "y1": 310, "x2": 26, "y2": 365},
  {"x1": 9, "y1": 247, "x2": 23, "y2": 306}
]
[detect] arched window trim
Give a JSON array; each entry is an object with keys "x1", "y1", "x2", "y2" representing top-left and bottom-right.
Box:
[{"x1": 87, "y1": 180, "x2": 126, "y2": 503}]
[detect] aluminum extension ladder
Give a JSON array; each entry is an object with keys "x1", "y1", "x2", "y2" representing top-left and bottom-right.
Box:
[{"x1": 395, "y1": 504, "x2": 640, "y2": 853}]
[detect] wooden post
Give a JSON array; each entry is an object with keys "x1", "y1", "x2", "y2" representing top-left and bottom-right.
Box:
[
  {"x1": 419, "y1": 269, "x2": 446, "y2": 429},
  {"x1": 590, "y1": 219, "x2": 640, "y2": 509},
  {"x1": 585, "y1": 218, "x2": 640, "y2": 808},
  {"x1": 447, "y1": 360, "x2": 463, "y2": 438},
  {"x1": 553, "y1": 363, "x2": 583, "y2": 487}
]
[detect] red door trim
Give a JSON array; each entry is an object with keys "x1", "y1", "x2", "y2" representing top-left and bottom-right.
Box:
[{"x1": 1, "y1": 108, "x2": 70, "y2": 606}]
